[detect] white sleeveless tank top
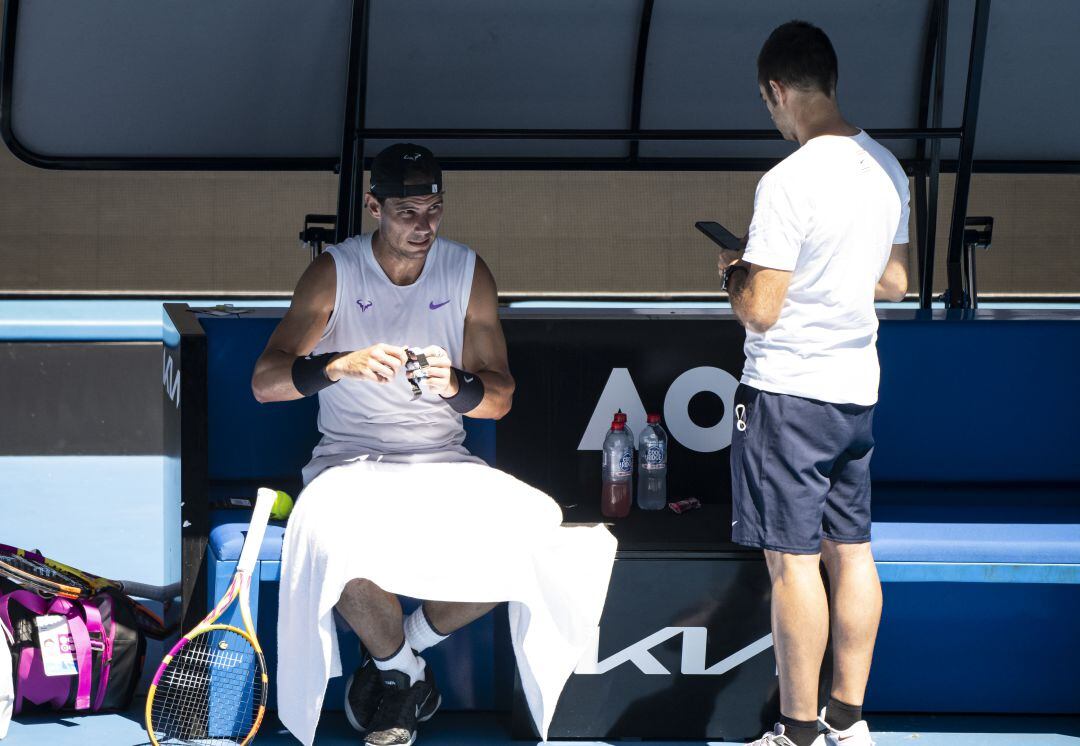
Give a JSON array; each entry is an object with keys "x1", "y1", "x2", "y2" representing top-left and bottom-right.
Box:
[{"x1": 302, "y1": 233, "x2": 481, "y2": 483}]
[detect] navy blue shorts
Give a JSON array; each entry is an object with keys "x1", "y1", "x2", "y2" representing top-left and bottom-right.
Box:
[{"x1": 730, "y1": 384, "x2": 875, "y2": 554}]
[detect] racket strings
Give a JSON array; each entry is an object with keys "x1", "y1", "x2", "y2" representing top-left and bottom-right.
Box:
[{"x1": 150, "y1": 628, "x2": 263, "y2": 745}]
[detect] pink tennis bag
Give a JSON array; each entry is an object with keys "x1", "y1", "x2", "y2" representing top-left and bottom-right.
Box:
[{"x1": 0, "y1": 581, "x2": 144, "y2": 714}]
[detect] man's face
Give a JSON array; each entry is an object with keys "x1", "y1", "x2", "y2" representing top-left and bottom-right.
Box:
[
  {"x1": 367, "y1": 190, "x2": 445, "y2": 259},
  {"x1": 760, "y1": 83, "x2": 796, "y2": 142}
]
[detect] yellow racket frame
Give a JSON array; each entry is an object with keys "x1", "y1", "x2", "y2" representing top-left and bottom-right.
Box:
[{"x1": 145, "y1": 488, "x2": 275, "y2": 746}]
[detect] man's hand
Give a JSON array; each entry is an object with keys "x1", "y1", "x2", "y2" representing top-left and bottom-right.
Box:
[
  {"x1": 408, "y1": 345, "x2": 458, "y2": 397},
  {"x1": 717, "y1": 247, "x2": 745, "y2": 275},
  {"x1": 326, "y1": 343, "x2": 407, "y2": 384},
  {"x1": 716, "y1": 234, "x2": 748, "y2": 276}
]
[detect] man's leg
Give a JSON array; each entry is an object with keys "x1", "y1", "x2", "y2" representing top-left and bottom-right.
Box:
[
  {"x1": 820, "y1": 540, "x2": 881, "y2": 714},
  {"x1": 336, "y1": 578, "x2": 406, "y2": 658},
  {"x1": 422, "y1": 601, "x2": 499, "y2": 636},
  {"x1": 402, "y1": 600, "x2": 499, "y2": 656},
  {"x1": 818, "y1": 402, "x2": 878, "y2": 739},
  {"x1": 765, "y1": 550, "x2": 830, "y2": 724},
  {"x1": 337, "y1": 579, "x2": 441, "y2": 746}
]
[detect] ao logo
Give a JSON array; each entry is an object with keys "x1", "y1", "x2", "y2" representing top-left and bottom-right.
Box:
[
  {"x1": 162, "y1": 349, "x2": 180, "y2": 409},
  {"x1": 577, "y1": 367, "x2": 740, "y2": 453}
]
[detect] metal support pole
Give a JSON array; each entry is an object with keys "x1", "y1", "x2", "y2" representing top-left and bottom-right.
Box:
[
  {"x1": 335, "y1": 0, "x2": 371, "y2": 243},
  {"x1": 915, "y1": 0, "x2": 939, "y2": 307},
  {"x1": 922, "y1": 0, "x2": 950, "y2": 308},
  {"x1": 944, "y1": 0, "x2": 991, "y2": 308},
  {"x1": 355, "y1": 127, "x2": 958, "y2": 142},
  {"x1": 628, "y1": 0, "x2": 656, "y2": 164},
  {"x1": 915, "y1": 0, "x2": 950, "y2": 308}
]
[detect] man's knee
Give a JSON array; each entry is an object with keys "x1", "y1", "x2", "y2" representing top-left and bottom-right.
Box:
[
  {"x1": 339, "y1": 577, "x2": 387, "y2": 604},
  {"x1": 820, "y1": 539, "x2": 874, "y2": 570},
  {"x1": 764, "y1": 549, "x2": 822, "y2": 584}
]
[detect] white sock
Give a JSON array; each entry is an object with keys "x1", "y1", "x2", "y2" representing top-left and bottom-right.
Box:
[
  {"x1": 371, "y1": 641, "x2": 425, "y2": 685},
  {"x1": 404, "y1": 606, "x2": 449, "y2": 654}
]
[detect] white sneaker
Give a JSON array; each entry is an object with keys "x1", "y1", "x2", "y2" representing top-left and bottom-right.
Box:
[
  {"x1": 818, "y1": 708, "x2": 875, "y2": 746},
  {"x1": 748, "y1": 722, "x2": 827, "y2": 746}
]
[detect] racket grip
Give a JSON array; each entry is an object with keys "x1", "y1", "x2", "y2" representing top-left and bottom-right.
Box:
[
  {"x1": 116, "y1": 580, "x2": 181, "y2": 601},
  {"x1": 238, "y1": 488, "x2": 277, "y2": 574}
]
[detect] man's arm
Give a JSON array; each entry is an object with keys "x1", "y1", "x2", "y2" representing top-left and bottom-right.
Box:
[
  {"x1": 251, "y1": 254, "x2": 406, "y2": 403},
  {"x1": 875, "y1": 243, "x2": 909, "y2": 302},
  {"x1": 418, "y1": 257, "x2": 514, "y2": 419},
  {"x1": 720, "y1": 249, "x2": 792, "y2": 334}
]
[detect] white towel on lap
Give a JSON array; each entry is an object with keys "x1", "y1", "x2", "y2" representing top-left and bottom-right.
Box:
[{"x1": 277, "y1": 458, "x2": 617, "y2": 745}]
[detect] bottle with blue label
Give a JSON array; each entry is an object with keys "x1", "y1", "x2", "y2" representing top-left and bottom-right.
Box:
[
  {"x1": 601, "y1": 416, "x2": 634, "y2": 518},
  {"x1": 637, "y1": 413, "x2": 668, "y2": 510}
]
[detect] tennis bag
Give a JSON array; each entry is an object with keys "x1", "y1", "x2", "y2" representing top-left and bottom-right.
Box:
[{"x1": 0, "y1": 580, "x2": 145, "y2": 714}]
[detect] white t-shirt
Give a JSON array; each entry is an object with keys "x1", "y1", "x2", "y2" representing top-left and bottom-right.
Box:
[{"x1": 740, "y1": 130, "x2": 909, "y2": 406}]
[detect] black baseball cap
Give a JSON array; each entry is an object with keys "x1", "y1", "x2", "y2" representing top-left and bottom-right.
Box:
[{"x1": 369, "y1": 143, "x2": 443, "y2": 199}]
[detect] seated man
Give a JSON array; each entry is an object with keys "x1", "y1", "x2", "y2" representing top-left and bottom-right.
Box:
[{"x1": 252, "y1": 144, "x2": 616, "y2": 746}]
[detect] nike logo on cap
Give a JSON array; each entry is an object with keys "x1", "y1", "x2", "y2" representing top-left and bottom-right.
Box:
[
  {"x1": 429, "y1": 300, "x2": 451, "y2": 310},
  {"x1": 463, "y1": 375, "x2": 474, "y2": 383}
]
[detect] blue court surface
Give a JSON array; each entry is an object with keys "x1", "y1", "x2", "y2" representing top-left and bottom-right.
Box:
[{"x1": 5, "y1": 707, "x2": 1080, "y2": 746}]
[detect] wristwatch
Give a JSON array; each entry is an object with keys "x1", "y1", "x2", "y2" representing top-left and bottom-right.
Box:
[{"x1": 722, "y1": 263, "x2": 749, "y2": 291}]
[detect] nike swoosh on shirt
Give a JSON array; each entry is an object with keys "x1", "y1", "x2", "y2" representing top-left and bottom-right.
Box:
[
  {"x1": 463, "y1": 375, "x2": 474, "y2": 383},
  {"x1": 429, "y1": 300, "x2": 451, "y2": 310}
]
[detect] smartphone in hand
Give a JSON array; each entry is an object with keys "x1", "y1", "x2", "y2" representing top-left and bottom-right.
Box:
[{"x1": 695, "y1": 221, "x2": 742, "y2": 251}]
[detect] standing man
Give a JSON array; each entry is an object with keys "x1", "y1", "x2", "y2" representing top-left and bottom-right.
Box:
[{"x1": 717, "y1": 21, "x2": 910, "y2": 746}]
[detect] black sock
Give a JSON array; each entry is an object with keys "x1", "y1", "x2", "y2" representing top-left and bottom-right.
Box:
[
  {"x1": 825, "y1": 698, "x2": 862, "y2": 731},
  {"x1": 779, "y1": 714, "x2": 819, "y2": 746}
]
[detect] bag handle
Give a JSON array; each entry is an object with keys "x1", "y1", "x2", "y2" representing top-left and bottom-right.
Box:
[
  {"x1": 47, "y1": 598, "x2": 93, "y2": 711},
  {"x1": 83, "y1": 597, "x2": 110, "y2": 712}
]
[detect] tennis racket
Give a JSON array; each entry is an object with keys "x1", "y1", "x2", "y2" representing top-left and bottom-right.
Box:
[
  {"x1": 0, "y1": 548, "x2": 93, "y2": 598},
  {"x1": 0, "y1": 544, "x2": 174, "y2": 636},
  {"x1": 145, "y1": 487, "x2": 275, "y2": 746}
]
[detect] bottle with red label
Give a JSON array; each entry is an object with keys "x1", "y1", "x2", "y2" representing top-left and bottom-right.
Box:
[{"x1": 601, "y1": 415, "x2": 634, "y2": 518}]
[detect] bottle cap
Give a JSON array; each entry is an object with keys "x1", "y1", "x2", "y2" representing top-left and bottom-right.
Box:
[
  {"x1": 647, "y1": 413, "x2": 661, "y2": 424},
  {"x1": 611, "y1": 421, "x2": 625, "y2": 431},
  {"x1": 614, "y1": 412, "x2": 627, "y2": 423}
]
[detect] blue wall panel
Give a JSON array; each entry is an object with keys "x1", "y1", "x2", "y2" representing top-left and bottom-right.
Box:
[{"x1": 874, "y1": 318, "x2": 1080, "y2": 482}]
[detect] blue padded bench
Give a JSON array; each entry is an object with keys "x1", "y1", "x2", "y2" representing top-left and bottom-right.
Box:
[
  {"x1": 193, "y1": 308, "x2": 1080, "y2": 716},
  {"x1": 860, "y1": 316, "x2": 1080, "y2": 713},
  {"x1": 870, "y1": 485, "x2": 1080, "y2": 584},
  {"x1": 868, "y1": 317, "x2": 1080, "y2": 587}
]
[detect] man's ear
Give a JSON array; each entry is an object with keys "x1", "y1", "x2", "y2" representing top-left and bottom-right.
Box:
[
  {"x1": 363, "y1": 193, "x2": 382, "y2": 220},
  {"x1": 769, "y1": 80, "x2": 784, "y2": 106}
]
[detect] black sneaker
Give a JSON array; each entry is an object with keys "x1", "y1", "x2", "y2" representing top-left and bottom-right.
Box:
[
  {"x1": 344, "y1": 656, "x2": 383, "y2": 733},
  {"x1": 363, "y1": 663, "x2": 441, "y2": 746}
]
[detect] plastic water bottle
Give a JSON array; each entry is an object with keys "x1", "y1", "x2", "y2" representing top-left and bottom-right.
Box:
[
  {"x1": 601, "y1": 418, "x2": 634, "y2": 518},
  {"x1": 615, "y1": 410, "x2": 634, "y2": 453},
  {"x1": 637, "y1": 413, "x2": 668, "y2": 510}
]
